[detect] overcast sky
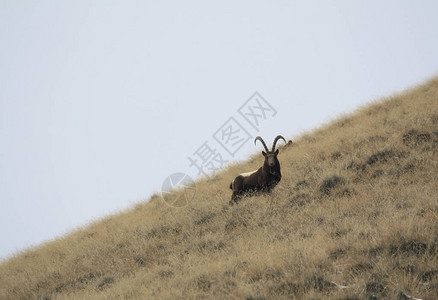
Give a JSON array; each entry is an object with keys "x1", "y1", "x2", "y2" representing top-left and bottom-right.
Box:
[{"x1": 1, "y1": 1, "x2": 438, "y2": 260}]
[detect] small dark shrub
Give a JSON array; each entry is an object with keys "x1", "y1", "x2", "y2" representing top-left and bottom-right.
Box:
[
  {"x1": 320, "y1": 176, "x2": 345, "y2": 195},
  {"x1": 264, "y1": 269, "x2": 284, "y2": 282},
  {"x1": 306, "y1": 274, "x2": 334, "y2": 292},
  {"x1": 337, "y1": 188, "x2": 356, "y2": 197},
  {"x1": 134, "y1": 256, "x2": 149, "y2": 267},
  {"x1": 420, "y1": 269, "x2": 438, "y2": 282},
  {"x1": 225, "y1": 218, "x2": 247, "y2": 231},
  {"x1": 372, "y1": 169, "x2": 384, "y2": 178},
  {"x1": 331, "y1": 152, "x2": 342, "y2": 159},
  {"x1": 198, "y1": 240, "x2": 225, "y2": 253},
  {"x1": 194, "y1": 213, "x2": 216, "y2": 225},
  {"x1": 347, "y1": 161, "x2": 366, "y2": 172},
  {"x1": 366, "y1": 282, "x2": 385, "y2": 294},
  {"x1": 159, "y1": 270, "x2": 174, "y2": 278},
  {"x1": 329, "y1": 248, "x2": 348, "y2": 260},
  {"x1": 403, "y1": 163, "x2": 415, "y2": 172},
  {"x1": 403, "y1": 129, "x2": 431, "y2": 146},
  {"x1": 197, "y1": 275, "x2": 212, "y2": 292},
  {"x1": 330, "y1": 229, "x2": 349, "y2": 239},
  {"x1": 369, "y1": 136, "x2": 388, "y2": 143},
  {"x1": 390, "y1": 240, "x2": 427, "y2": 257},
  {"x1": 368, "y1": 247, "x2": 384, "y2": 258},
  {"x1": 97, "y1": 277, "x2": 115, "y2": 290},
  {"x1": 397, "y1": 264, "x2": 416, "y2": 274},
  {"x1": 349, "y1": 262, "x2": 373, "y2": 276},
  {"x1": 294, "y1": 180, "x2": 309, "y2": 190},
  {"x1": 272, "y1": 281, "x2": 300, "y2": 296},
  {"x1": 367, "y1": 150, "x2": 398, "y2": 165}
]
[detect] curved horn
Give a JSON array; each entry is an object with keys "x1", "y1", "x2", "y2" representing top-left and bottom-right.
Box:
[
  {"x1": 272, "y1": 135, "x2": 287, "y2": 151},
  {"x1": 254, "y1": 136, "x2": 269, "y2": 152}
]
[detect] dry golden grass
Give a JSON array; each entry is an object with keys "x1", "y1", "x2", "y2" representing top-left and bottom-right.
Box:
[{"x1": 1, "y1": 78, "x2": 438, "y2": 300}]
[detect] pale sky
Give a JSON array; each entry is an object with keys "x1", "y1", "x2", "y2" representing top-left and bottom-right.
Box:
[{"x1": 1, "y1": 1, "x2": 438, "y2": 259}]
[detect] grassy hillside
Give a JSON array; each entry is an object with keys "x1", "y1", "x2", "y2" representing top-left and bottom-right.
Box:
[{"x1": 1, "y1": 79, "x2": 438, "y2": 300}]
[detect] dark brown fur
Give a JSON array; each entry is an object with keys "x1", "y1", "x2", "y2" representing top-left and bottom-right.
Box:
[{"x1": 229, "y1": 136, "x2": 286, "y2": 205}]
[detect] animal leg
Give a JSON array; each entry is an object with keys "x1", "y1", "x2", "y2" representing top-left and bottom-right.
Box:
[{"x1": 229, "y1": 192, "x2": 243, "y2": 205}]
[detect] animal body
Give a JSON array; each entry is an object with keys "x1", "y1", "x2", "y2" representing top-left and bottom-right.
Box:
[{"x1": 229, "y1": 135, "x2": 287, "y2": 205}]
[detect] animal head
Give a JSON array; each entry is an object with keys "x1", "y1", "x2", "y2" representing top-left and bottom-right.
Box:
[{"x1": 254, "y1": 135, "x2": 286, "y2": 173}]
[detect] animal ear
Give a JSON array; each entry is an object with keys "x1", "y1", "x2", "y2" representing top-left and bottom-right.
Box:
[
  {"x1": 262, "y1": 151, "x2": 266, "y2": 156},
  {"x1": 275, "y1": 149, "x2": 279, "y2": 155}
]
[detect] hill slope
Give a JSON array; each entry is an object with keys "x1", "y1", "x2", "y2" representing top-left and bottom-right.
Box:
[{"x1": 1, "y1": 79, "x2": 438, "y2": 300}]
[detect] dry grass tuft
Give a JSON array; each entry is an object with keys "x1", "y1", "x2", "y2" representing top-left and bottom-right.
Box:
[{"x1": 1, "y1": 78, "x2": 438, "y2": 299}]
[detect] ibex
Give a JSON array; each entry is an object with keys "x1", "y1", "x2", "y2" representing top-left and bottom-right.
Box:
[{"x1": 229, "y1": 135, "x2": 287, "y2": 205}]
